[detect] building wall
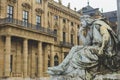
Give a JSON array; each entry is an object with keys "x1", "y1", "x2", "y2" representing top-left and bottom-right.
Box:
[{"x1": 0, "y1": 0, "x2": 81, "y2": 78}]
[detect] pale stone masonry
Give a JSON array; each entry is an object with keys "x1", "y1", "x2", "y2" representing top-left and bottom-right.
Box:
[{"x1": 0, "y1": 0, "x2": 81, "y2": 79}]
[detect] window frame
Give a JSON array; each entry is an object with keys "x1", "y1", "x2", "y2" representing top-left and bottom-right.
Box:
[
  {"x1": 7, "y1": 5, "x2": 14, "y2": 22},
  {"x1": 22, "y1": 10, "x2": 29, "y2": 26},
  {"x1": 36, "y1": 15, "x2": 41, "y2": 29}
]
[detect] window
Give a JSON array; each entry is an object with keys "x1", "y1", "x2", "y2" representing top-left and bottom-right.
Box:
[
  {"x1": 54, "y1": 55, "x2": 59, "y2": 66},
  {"x1": 36, "y1": 0, "x2": 42, "y2": 3},
  {"x1": 23, "y1": 11, "x2": 28, "y2": 26},
  {"x1": 10, "y1": 55, "x2": 13, "y2": 72},
  {"x1": 77, "y1": 24, "x2": 80, "y2": 29},
  {"x1": 63, "y1": 18, "x2": 66, "y2": 23},
  {"x1": 63, "y1": 32, "x2": 66, "y2": 43},
  {"x1": 71, "y1": 22, "x2": 74, "y2": 26},
  {"x1": 71, "y1": 34, "x2": 73, "y2": 45},
  {"x1": 36, "y1": 15, "x2": 41, "y2": 29},
  {"x1": 54, "y1": 29, "x2": 57, "y2": 41},
  {"x1": 54, "y1": 15, "x2": 58, "y2": 20},
  {"x1": 7, "y1": 5, "x2": 13, "y2": 21}
]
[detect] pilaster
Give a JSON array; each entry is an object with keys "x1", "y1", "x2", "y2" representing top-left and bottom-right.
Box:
[
  {"x1": 23, "y1": 39, "x2": 28, "y2": 78},
  {"x1": 38, "y1": 41, "x2": 43, "y2": 77},
  {"x1": 4, "y1": 35, "x2": 11, "y2": 77}
]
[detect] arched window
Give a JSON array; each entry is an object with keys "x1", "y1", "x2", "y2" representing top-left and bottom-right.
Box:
[
  {"x1": 54, "y1": 55, "x2": 59, "y2": 66},
  {"x1": 48, "y1": 55, "x2": 50, "y2": 67}
]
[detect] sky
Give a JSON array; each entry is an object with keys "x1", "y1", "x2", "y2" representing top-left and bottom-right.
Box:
[{"x1": 54, "y1": 0, "x2": 117, "y2": 12}]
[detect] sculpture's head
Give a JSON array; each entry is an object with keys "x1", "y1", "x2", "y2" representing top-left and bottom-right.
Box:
[{"x1": 80, "y1": 15, "x2": 94, "y2": 28}]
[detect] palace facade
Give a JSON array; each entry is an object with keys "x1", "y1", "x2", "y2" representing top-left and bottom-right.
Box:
[{"x1": 0, "y1": 0, "x2": 80, "y2": 79}]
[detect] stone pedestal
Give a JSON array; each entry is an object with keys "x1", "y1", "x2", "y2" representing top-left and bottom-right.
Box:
[{"x1": 50, "y1": 73, "x2": 120, "y2": 80}]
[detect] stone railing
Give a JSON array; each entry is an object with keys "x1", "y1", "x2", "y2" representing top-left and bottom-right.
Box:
[
  {"x1": 0, "y1": 18, "x2": 57, "y2": 37},
  {"x1": 60, "y1": 41, "x2": 74, "y2": 48}
]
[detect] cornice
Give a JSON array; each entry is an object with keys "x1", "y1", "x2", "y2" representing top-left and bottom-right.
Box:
[{"x1": 48, "y1": 1, "x2": 80, "y2": 20}]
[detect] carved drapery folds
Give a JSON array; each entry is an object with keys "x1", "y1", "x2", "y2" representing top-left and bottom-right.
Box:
[
  {"x1": 22, "y1": 2, "x2": 31, "y2": 10},
  {"x1": 35, "y1": 8, "x2": 44, "y2": 14},
  {"x1": 7, "y1": 0, "x2": 17, "y2": 4}
]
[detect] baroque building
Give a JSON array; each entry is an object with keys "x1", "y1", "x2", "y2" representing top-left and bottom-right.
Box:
[{"x1": 0, "y1": 0, "x2": 80, "y2": 79}]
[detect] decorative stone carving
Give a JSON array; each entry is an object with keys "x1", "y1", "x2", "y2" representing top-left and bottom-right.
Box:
[
  {"x1": 22, "y1": 2, "x2": 31, "y2": 10},
  {"x1": 47, "y1": 15, "x2": 120, "y2": 80},
  {"x1": 35, "y1": 8, "x2": 44, "y2": 14}
]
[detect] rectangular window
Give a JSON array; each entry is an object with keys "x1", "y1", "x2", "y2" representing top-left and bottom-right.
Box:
[
  {"x1": 7, "y1": 5, "x2": 13, "y2": 22},
  {"x1": 54, "y1": 15, "x2": 58, "y2": 20},
  {"x1": 71, "y1": 34, "x2": 73, "y2": 45},
  {"x1": 54, "y1": 29, "x2": 57, "y2": 41},
  {"x1": 36, "y1": 15, "x2": 41, "y2": 29},
  {"x1": 63, "y1": 18, "x2": 66, "y2": 23},
  {"x1": 71, "y1": 22, "x2": 74, "y2": 26},
  {"x1": 23, "y1": 11, "x2": 28, "y2": 27},
  {"x1": 36, "y1": 0, "x2": 42, "y2": 3},
  {"x1": 63, "y1": 32, "x2": 66, "y2": 43}
]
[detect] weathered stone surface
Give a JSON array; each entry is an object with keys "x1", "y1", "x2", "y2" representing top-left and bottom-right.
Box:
[{"x1": 49, "y1": 73, "x2": 120, "y2": 80}]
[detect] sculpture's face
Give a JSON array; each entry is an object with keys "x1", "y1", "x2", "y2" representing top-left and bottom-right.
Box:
[{"x1": 80, "y1": 15, "x2": 94, "y2": 28}]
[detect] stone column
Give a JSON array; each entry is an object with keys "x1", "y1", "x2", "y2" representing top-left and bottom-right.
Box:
[
  {"x1": 16, "y1": 50, "x2": 21, "y2": 76},
  {"x1": 50, "y1": 45, "x2": 54, "y2": 67},
  {"x1": 23, "y1": 39, "x2": 28, "y2": 77},
  {"x1": 44, "y1": 45, "x2": 49, "y2": 76},
  {"x1": 38, "y1": 41, "x2": 43, "y2": 77},
  {"x1": 4, "y1": 35, "x2": 11, "y2": 77},
  {"x1": 16, "y1": 42, "x2": 22, "y2": 76},
  {"x1": 31, "y1": 48, "x2": 35, "y2": 78}
]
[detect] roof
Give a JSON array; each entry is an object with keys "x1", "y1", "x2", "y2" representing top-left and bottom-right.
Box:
[
  {"x1": 77, "y1": 5, "x2": 99, "y2": 16},
  {"x1": 103, "y1": 11, "x2": 117, "y2": 22}
]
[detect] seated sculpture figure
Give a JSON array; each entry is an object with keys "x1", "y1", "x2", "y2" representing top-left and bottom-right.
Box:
[{"x1": 47, "y1": 15, "x2": 119, "y2": 80}]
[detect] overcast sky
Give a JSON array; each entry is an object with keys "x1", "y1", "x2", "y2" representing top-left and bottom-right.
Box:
[{"x1": 54, "y1": 0, "x2": 117, "y2": 12}]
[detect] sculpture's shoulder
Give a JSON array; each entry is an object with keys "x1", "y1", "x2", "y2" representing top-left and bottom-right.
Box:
[{"x1": 93, "y1": 19, "x2": 112, "y2": 31}]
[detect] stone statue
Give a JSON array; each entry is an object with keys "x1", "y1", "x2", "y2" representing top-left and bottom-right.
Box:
[{"x1": 47, "y1": 15, "x2": 119, "y2": 80}]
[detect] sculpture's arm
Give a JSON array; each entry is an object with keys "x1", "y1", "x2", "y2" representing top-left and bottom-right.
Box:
[{"x1": 98, "y1": 26, "x2": 110, "y2": 55}]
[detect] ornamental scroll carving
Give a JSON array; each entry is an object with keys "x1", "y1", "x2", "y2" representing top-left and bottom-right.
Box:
[
  {"x1": 22, "y1": 2, "x2": 31, "y2": 10},
  {"x1": 35, "y1": 8, "x2": 44, "y2": 14}
]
